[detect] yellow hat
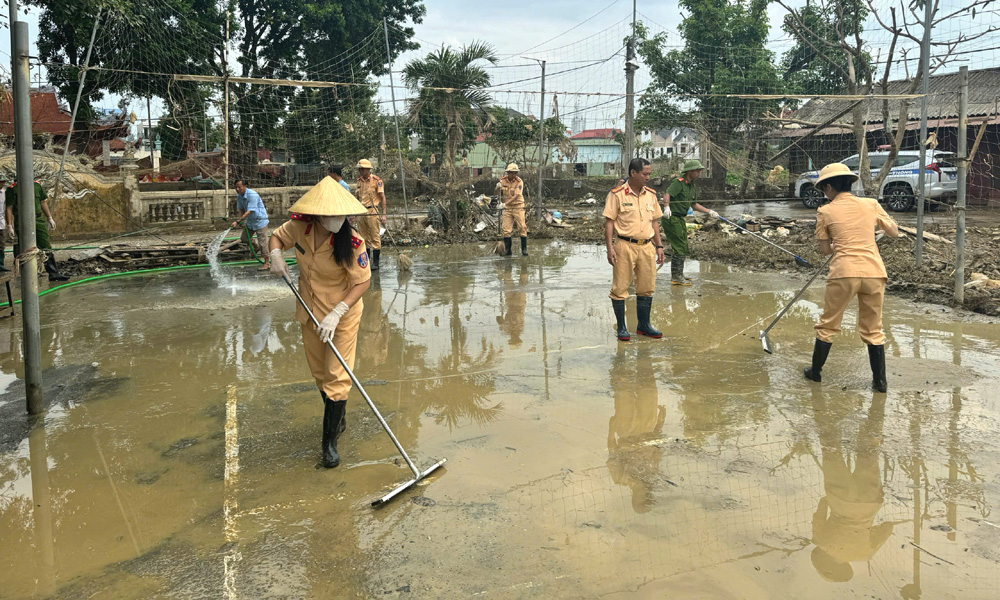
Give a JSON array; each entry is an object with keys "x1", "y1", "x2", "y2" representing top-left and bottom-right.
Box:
[
  {"x1": 814, "y1": 162, "x2": 859, "y2": 185},
  {"x1": 288, "y1": 176, "x2": 367, "y2": 216},
  {"x1": 356, "y1": 158, "x2": 373, "y2": 169},
  {"x1": 505, "y1": 163, "x2": 519, "y2": 172}
]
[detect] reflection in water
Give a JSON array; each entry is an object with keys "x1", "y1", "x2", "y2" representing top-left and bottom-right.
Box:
[
  {"x1": 810, "y1": 390, "x2": 893, "y2": 582},
  {"x1": 606, "y1": 346, "x2": 665, "y2": 514},
  {"x1": 496, "y1": 264, "x2": 527, "y2": 349},
  {"x1": 357, "y1": 281, "x2": 390, "y2": 369},
  {"x1": 28, "y1": 419, "x2": 55, "y2": 597}
]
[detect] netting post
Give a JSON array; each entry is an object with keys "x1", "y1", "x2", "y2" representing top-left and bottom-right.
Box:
[
  {"x1": 954, "y1": 66, "x2": 968, "y2": 305},
  {"x1": 383, "y1": 18, "x2": 409, "y2": 228},
  {"x1": 223, "y1": 10, "x2": 231, "y2": 217},
  {"x1": 914, "y1": 0, "x2": 932, "y2": 266},
  {"x1": 623, "y1": 0, "x2": 637, "y2": 172},
  {"x1": 10, "y1": 10, "x2": 43, "y2": 415},
  {"x1": 54, "y1": 4, "x2": 102, "y2": 206},
  {"x1": 537, "y1": 60, "x2": 545, "y2": 223}
]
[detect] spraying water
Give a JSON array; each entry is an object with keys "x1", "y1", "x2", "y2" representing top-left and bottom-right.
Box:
[
  {"x1": 206, "y1": 228, "x2": 236, "y2": 288},
  {"x1": 204, "y1": 228, "x2": 288, "y2": 298}
]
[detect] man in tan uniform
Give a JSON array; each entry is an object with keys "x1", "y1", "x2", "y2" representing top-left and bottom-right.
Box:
[
  {"x1": 355, "y1": 158, "x2": 386, "y2": 270},
  {"x1": 603, "y1": 157, "x2": 665, "y2": 342},
  {"x1": 495, "y1": 163, "x2": 528, "y2": 256},
  {"x1": 804, "y1": 162, "x2": 900, "y2": 393}
]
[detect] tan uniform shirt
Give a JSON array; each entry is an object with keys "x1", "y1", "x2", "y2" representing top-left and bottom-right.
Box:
[
  {"x1": 815, "y1": 192, "x2": 899, "y2": 279},
  {"x1": 602, "y1": 183, "x2": 663, "y2": 240},
  {"x1": 355, "y1": 175, "x2": 384, "y2": 209},
  {"x1": 271, "y1": 220, "x2": 371, "y2": 324},
  {"x1": 495, "y1": 176, "x2": 525, "y2": 208}
]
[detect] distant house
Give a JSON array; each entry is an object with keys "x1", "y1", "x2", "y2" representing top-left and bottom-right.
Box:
[
  {"x1": 559, "y1": 128, "x2": 622, "y2": 176},
  {"x1": 772, "y1": 66, "x2": 1000, "y2": 206},
  {"x1": 640, "y1": 127, "x2": 701, "y2": 160},
  {"x1": 0, "y1": 86, "x2": 73, "y2": 144}
]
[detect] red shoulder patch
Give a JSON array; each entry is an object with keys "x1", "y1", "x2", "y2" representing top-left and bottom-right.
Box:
[
  {"x1": 611, "y1": 184, "x2": 626, "y2": 193},
  {"x1": 677, "y1": 177, "x2": 684, "y2": 182},
  {"x1": 351, "y1": 235, "x2": 363, "y2": 249},
  {"x1": 289, "y1": 212, "x2": 310, "y2": 221},
  {"x1": 644, "y1": 186, "x2": 657, "y2": 193}
]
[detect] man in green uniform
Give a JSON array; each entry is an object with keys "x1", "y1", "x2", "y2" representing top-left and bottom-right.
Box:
[
  {"x1": 5, "y1": 180, "x2": 69, "y2": 281},
  {"x1": 661, "y1": 159, "x2": 718, "y2": 286}
]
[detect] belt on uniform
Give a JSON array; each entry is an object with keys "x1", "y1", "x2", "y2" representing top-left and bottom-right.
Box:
[{"x1": 617, "y1": 235, "x2": 652, "y2": 245}]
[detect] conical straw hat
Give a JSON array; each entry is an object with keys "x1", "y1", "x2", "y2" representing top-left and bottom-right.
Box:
[{"x1": 289, "y1": 176, "x2": 367, "y2": 216}]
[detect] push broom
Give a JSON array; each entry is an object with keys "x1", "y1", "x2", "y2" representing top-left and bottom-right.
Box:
[
  {"x1": 282, "y1": 275, "x2": 445, "y2": 506},
  {"x1": 718, "y1": 216, "x2": 812, "y2": 267}
]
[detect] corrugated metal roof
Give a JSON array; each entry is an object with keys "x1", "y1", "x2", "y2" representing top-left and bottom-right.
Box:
[{"x1": 788, "y1": 67, "x2": 1000, "y2": 127}]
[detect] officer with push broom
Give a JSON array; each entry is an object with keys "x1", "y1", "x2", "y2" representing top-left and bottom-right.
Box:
[
  {"x1": 661, "y1": 159, "x2": 718, "y2": 286},
  {"x1": 354, "y1": 158, "x2": 385, "y2": 271},
  {"x1": 803, "y1": 163, "x2": 899, "y2": 393},
  {"x1": 604, "y1": 158, "x2": 665, "y2": 342},
  {"x1": 495, "y1": 163, "x2": 528, "y2": 256},
  {"x1": 268, "y1": 177, "x2": 371, "y2": 468}
]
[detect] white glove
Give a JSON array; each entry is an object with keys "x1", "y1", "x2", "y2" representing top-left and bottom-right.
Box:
[
  {"x1": 316, "y1": 301, "x2": 349, "y2": 344},
  {"x1": 47, "y1": 217, "x2": 56, "y2": 231},
  {"x1": 269, "y1": 248, "x2": 289, "y2": 278},
  {"x1": 663, "y1": 204, "x2": 672, "y2": 219},
  {"x1": 708, "y1": 210, "x2": 720, "y2": 219},
  {"x1": 4, "y1": 224, "x2": 13, "y2": 239}
]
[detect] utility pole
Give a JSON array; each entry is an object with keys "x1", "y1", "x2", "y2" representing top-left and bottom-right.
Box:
[
  {"x1": 537, "y1": 60, "x2": 545, "y2": 222},
  {"x1": 383, "y1": 18, "x2": 410, "y2": 225},
  {"x1": 9, "y1": 1, "x2": 44, "y2": 415},
  {"x1": 954, "y1": 66, "x2": 968, "y2": 304},
  {"x1": 223, "y1": 11, "x2": 231, "y2": 213},
  {"x1": 914, "y1": 0, "x2": 932, "y2": 266},
  {"x1": 624, "y1": 0, "x2": 638, "y2": 173}
]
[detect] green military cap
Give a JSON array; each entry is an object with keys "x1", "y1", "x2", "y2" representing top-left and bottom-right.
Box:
[{"x1": 681, "y1": 159, "x2": 706, "y2": 173}]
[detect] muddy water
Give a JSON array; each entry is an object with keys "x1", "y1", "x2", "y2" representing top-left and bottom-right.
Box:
[{"x1": 1, "y1": 242, "x2": 999, "y2": 599}]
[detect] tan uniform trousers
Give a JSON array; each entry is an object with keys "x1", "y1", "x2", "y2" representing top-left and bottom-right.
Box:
[
  {"x1": 356, "y1": 206, "x2": 382, "y2": 250},
  {"x1": 300, "y1": 306, "x2": 363, "y2": 400},
  {"x1": 815, "y1": 277, "x2": 886, "y2": 345},
  {"x1": 502, "y1": 207, "x2": 527, "y2": 237},
  {"x1": 609, "y1": 238, "x2": 656, "y2": 301}
]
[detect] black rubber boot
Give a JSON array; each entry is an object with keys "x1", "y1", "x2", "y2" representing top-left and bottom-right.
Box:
[
  {"x1": 371, "y1": 249, "x2": 380, "y2": 271},
  {"x1": 803, "y1": 339, "x2": 833, "y2": 382},
  {"x1": 868, "y1": 344, "x2": 887, "y2": 393},
  {"x1": 635, "y1": 296, "x2": 662, "y2": 338},
  {"x1": 504, "y1": 237, "x2": 512, "y2": 256},
  {"x1": 322, "y1": 396, "x2": 347, "y2": 468},
  {"x1": 45, "y1": 254, "x2": 70, "y2": 282},
  {"x1": 612, "y1": 299, "x2": 630, "y2": 341},
  {"x1": 520, "y1": 237, "x2": 528, "y2": 256},
  {"x1": 670, "y1": 256, "x2": 691, "y2": 286}
]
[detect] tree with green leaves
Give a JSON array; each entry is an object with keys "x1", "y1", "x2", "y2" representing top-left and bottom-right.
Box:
[
  {"x1": 635, "y1": 0, "x2": 783, "y2": 193},
  {"x1": 402, "y1": 41, "x2": 498, "y2": 226},
  {"x1": 779, "y1": 1, "x2": 871, "y2": 96},
  {"x1": 484, "y1": 106, "x2": 567, "y2": 172}
]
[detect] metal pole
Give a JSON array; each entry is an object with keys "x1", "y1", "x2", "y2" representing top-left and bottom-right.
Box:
[
  {"x1": 537, "y1": 60, "x2": 545, "y2": 222},
  {"x1": 914, "y1": 0, "x2": 932, "y2": 266},
  {"x1": 54, "y1": 5, "x2": 102, "y2": 205},
  {"x1": 954, "y1": 66, "x2": 968, "y2": 304},
  {"x1": 146, "y1": 95, "x2": 153, "y2": 157},
  {"x1": 383, "y1": 18, "x2": 410, "y2": 227},
  {"x1": 223, "y1": 12, "x2": 231, "y2": 213},
  {"x1": 12, "y1": 20, "x2": 44, "y2": 415},
  {"x1": 624, "y1": 0, "x2": 637, "y2": 172}
]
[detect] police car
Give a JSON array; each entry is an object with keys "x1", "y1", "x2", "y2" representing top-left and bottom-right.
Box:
[{"x1": 795, "y1": 150, "x2": 958, "y2": 212}]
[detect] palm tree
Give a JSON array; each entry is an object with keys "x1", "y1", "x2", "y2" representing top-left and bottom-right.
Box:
[{"x1": 403, "y1": 42, "x2": 498, "y2": 226}]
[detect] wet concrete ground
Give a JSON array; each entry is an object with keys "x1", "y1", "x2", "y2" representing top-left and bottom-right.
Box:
[{"x1": 1, "y1": 242, "x2": 999, "y2": 599}]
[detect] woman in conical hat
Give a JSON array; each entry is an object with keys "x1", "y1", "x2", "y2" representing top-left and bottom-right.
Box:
[{"x1": 268, "y1": 177, "x2": 371, "y2": 468}]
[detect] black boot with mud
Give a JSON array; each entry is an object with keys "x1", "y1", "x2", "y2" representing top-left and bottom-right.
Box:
[
  {"x1": 322, "y1": 396, "x2": 347, "y2": 468},
  {"x1": 504, "y1": 237, "x2": 512, "y2": 256},
  {"x1": 46, "y1": 255, "x2": 70, "y2": 282},
  {"x1": 635, "y1": 296, "x2": 662, "y2": 338},
  {"x1": 670, "y1": 256, "x2": 691, "y2": 286},
  {"x1": 521, "y1": 237, "x2": 528, "y2": 256},
  {"x1": 804, "y1": 339, "x2": 833, "y2": 382},
  {"x1": 371, "y1": 249, "x2": 380, "y2": 271},
  {"x1": 612, "y1": 299, "x2": 630, "y2": 341},
  {"x1": 868, "y1": 344, "x2": 887, "y2": 393}
]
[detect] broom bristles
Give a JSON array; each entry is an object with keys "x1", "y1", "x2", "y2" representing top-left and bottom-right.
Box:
[{"x1": 396, "y1": 253, "x2": 413, "y2": 271}]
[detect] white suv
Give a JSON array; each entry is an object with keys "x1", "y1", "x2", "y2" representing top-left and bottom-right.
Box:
[{"x1": 795, "y1": 151, "x2": 958, "y2": 212}]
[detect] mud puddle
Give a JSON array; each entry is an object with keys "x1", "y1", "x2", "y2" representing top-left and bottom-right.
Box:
[{"x1": 1, "y1": 242, "x2": 999, "y2": 598}]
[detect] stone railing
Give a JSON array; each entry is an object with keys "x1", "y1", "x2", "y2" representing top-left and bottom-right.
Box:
[{"x1": 131, "y1": 185, "x2": 313, "y2": 226}]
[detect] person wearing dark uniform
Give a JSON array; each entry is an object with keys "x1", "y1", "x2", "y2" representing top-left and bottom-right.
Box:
[
  {"x1": 495, "y1": 163, "x2": 528, "y2": 256},
  {"x1": 5, "y1": 180, "x2": 69, "y2": 281},
  {"x1": 661, "y1": 159, "x2": 718, "y2": 286},
  {"x1": 354, "y1": 158, "x2": 385, "y2": 271},
  {"x1": 603, "y1": 158, "x2": 665, "y2": 342},
  {"x1": 804, "y1": 163, "x2": 900, "y2": 393},
  {"x1": 268, "y1": 177, "x2": 371, "y2": 468}
]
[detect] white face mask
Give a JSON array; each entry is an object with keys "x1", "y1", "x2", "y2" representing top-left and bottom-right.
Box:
[{"x1": 320, "y1": 216, "x2": 345, "y2": 233}]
